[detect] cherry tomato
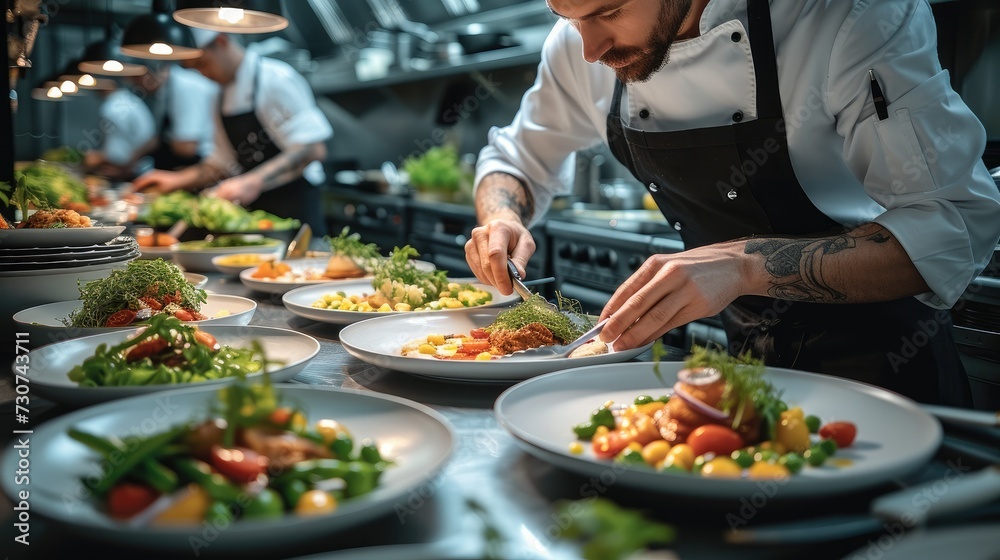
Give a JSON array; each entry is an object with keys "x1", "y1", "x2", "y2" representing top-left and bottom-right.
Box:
[
  {"x1": 818, "y1": 421, "x2": 857, "y2": 448},
  {"x1": 173, "y1": 309, "x2": 194, "y2": 321},
  {"x1": 686, "y1": 425, "x2": 744, "y2": 458},
  {"x1": 105, "y1": 309, "x2": 137, "y2": 327},
  {"x1": 210, "y1": 446, "x2": 269, "y2": 483},
  {"x1": 592, "y1": 429, "x2": 632, "y2": 460},
  {"x1": 139, "y1": 297, "x2": 163, "y2": 311},
  {"x1": 470, "y1": 328, "x2": 490, "y2": 339},
  {"x1": 107, "y1": 482, "x2": 160, "y2": 519},
  {"x1": 193, "y1": 330, "x2": 219, "y2": 350},
  {"x1": 125, "y1": 336, "x2": 169, "y2": 362}
]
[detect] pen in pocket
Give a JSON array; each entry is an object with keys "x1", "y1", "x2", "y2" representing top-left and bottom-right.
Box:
[{"x1": 868, "y1": 69, "x2": 889, "y2": 121}]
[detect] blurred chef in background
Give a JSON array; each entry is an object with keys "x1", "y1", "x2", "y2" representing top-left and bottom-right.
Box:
[
  {"x1": 130, "y1": 30, "x2": 332, "y2": 236},
  {"x1": 127, "y1": 61, "x2": 217, "y2": 171},
  {"x1": 82, "y1": 80, "x2": 157, "y2": 181}
]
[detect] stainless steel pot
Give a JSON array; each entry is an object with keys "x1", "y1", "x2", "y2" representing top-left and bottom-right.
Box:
[{"x1": 595, "y1": 178, "x2": 647, "y2": 210}]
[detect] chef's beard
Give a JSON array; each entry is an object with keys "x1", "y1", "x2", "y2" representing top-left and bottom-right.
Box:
[{"x1": 601, "y1": 0, "x2": 694, "y2": 83}]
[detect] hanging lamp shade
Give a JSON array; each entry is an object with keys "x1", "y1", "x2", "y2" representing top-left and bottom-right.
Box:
[
  {"x1": 121, "y1": 12, "x2": 203, "y2": 60},
  {"x1": 31, "y1": 74, "x2": 74, "y2": 101},
  {"x1": 78, "y1": 37, "x2": 148, "y2": 76},
  {"x1": 173, "y1": 0, "x2": 287, "y2": 33}
]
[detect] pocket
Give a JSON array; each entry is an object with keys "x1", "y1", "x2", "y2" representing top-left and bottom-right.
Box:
[{"x1": 872, "y1": 106, "x2": 937, "y2": 193}]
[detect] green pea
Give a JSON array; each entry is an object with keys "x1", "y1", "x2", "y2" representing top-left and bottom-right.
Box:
[
  {"x1": 753, "y1": 450, "x2": 779, "y2": 463},
  {"x1": 633, "y1": 395, "x2": 654, "y2": 405},
  {"x1": 778, "y1": 453, "x2": 805, "y2": 474},
  {"x1": 330, "y1": 433, "x2": 354, "y2": 460},
  {"x1": 573, "y1": 421, "x2": 597, "y2": 440},
  {"x1": 242, "y1": 488, "x2": 284, "y2": 520},
  {"x1": 280, "y1": 479, "x2": 309, "y2": 510},
  {"x1": 359, "y1": 439, "x2": 383, "y2": 464},
  {"x1": 819, "y1": 438, "x2": 838, "y2": 456},
  {"x1": 731, "y1": 450, "x2": 755, "y2": 469},
  {"x1": 805, "y1": 415, "x2": 821, "y2": 434},
  {"x1": 206, "y1": 501, "x2": 235, "y2": 526},
  {"x1": 613, "y1": 448, "x2": 647, "y2": 467},
  {"x1": 590, "y1": 407, "x2": 615, "y2": 429},
  {"x1": 657, "y1": 395, "x2": 671, "y2": 403},
  {"x1": 804, "y1": 447, "x2": 827, "y2": 467},
  {"x1": 659, "y1": 463, "x2": 689, "y2": 475}
]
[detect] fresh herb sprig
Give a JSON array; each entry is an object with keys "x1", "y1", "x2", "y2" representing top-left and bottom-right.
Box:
[
  {"x1": 66, "y1": 259, "x2": 207, "y2": 328},
  {"x1": 326, "y1": 227, "x2": 382, "y2": 268},
  {"x1": 371, "y1": 245, "x2": 448, "y2": 298},
  {"x1": 684, "y1": 345, "x2": 783, "y2": 431},
  {"x1": 486, "y1": 293, "x2": 590, "y2": 343}
]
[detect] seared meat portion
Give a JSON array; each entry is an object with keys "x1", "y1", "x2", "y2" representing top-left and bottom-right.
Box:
[
  {"x1": 240, "y1": 427, "x2": 332, "y2": 471},
  {"x1": 488, "y1": 322, "x2": 556, "y2": 355},
  {"x1": 654, "y1": 375, "x2": 759, "y2": 445}
]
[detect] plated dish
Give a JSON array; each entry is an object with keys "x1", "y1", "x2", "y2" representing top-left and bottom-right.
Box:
[
  {"x1": 13, "y1": 293, "x2": 256, "y2": 343},
  {"x1": 0, "y1": 225, "x2": 126, "y2": 248},
  {"x1": 18, "y1": 323, "x2": 320, "y2": 405},
  {"x1": 283, "y1": 280, "x2": 520, "y2": 326},
  {"x1": 171, "y1": 235, "x2": 285, "y2": 272},
  {"x1": 0, "y1": 383, "x2": 454, "y2": 552},
  {"x1": 241, "y1": 258, "x2": 435, "y2": 295},
  {"x1": 495, "y1": 362, "x2": 941, "y2": 498},
  {"x1": 339, "y1": 309, "x2": 651, "y2": 382}
]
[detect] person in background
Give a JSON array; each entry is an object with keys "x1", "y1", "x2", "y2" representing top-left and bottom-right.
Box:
[
  {"x1": 129, "y1": 31, "x2": 332, "y2": 236},
  {"x1": 128, "y1": 61, "x2": 217, "y2": 171},
  {"x1": 82, "y1": 81, "x2": 157, "y2": 181},
  {"x1": 464, "y1": 0, "x2": 1000, "y2": 406}
]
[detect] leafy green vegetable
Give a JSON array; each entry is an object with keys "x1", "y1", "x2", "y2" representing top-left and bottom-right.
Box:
[
  {"x1": 555, "y1": 498, "x2": 675, "y2": 560},
  {"x1": 40, "y1": 146, "x2": 84, "y2": 164},
  {"x1": 178, "y1": 235, "x2": 278, "y2": 249},
  {"x1": 402, "y1": 145, "x2": 470, "y2": 193},
  {"x1": 370, "y1": 246, "x2": 449, "y2": 302},
  {"x1": 142, "y1": 191, "x2": 299, "y2": 231},
  {"x1": 67, "y1": 315, "x2": 266, "y2": 387},
  {"x1": 485, "y1": 293, "x2": 590, "y2": 343},
  {"x1": 66, "y1": 259, "x2": 207, "y2": 328},
  {"x1": 16, "y1": 161, "x2": 88, "y2": 208},
  {"x1": 326, "y1": 227, "x2": 382, "y2": 268}
]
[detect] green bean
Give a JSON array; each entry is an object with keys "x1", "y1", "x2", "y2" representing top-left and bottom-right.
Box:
[
  {"x1": 93, "y1": 426, "x2": 185, "y2": 494},
  {"x1": 169, "y1": 458, "x2": 242, "y2": 503}
]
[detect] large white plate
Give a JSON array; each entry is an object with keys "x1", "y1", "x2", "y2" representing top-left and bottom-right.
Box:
[
  {"x1": 495, "y1": 362, "x2": 942, "y2": 499},
  {"x1": 339, "y1": 308, "x2": 652, "y2": 382},
  {"x1": 282, "y1": 279, "x2": 521, "y2": 325},
  {"x1": 0, "y1": 244, "x2": 133, "y2": 262},
  {"x1": 0, "y1": 225, "x2": 126, "y2": 248},
  {"x1": 0, "y1": 384, "x2": 454, "y2": 552},
  {"x1": 0, "y1": 247, "x2": 139, "y2": 271},
  {"x1": 240, "y1": 258, "x2": 435, "y2": 295},
  {"x1": 16, "y1": 325, "x2": 319, "y2": 405},
  {"x1": 171, "y1": 239, "x2": 285, "y2": 272},
  {"x1": 12, "y1": 293, "x2": 257, "y2": 344}
]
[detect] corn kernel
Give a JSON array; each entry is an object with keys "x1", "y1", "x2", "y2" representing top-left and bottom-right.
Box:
[
  {"x1": 418, "y1": 344, "x2": 437, "y2": 355},
  {"x1": 569, "y1": 442, "x2": 584, "y2": 455},
  {"x1": 427, "y1": 334, "x2": 446, "y2": 345},
  {"x1": 377, "y1": 303, "x2": 392, "y2": 312},
  {"x1": 475, "y1": 351, "x2": 493, "y2": 361},
  {"x1": 394, "y1": 303, "x2": 412, "y2": 312}
]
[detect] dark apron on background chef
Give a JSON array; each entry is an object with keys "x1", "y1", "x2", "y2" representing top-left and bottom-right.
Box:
[
  {"x1": 605, "y1": 0, "x2": 971, "y2": 406},
  {"x1": 220, "y1": 58, "x2": 327, "y2": 237}
]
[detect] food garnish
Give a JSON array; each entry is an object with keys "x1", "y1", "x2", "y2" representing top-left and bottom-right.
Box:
[
  {"x1": 65, "y1": 259, "x2": 207, "y2": 328},
  {"x1": 67, "y1": 377, "x2": 390, "y2": 524}
]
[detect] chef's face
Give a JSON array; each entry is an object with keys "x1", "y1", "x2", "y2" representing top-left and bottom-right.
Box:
[
  {"x1": 548, "y1": 0, "x2": 693, "y2": 83},
  {"x1": 182, "y1": 38, "x2": 229, "y2": 83}
]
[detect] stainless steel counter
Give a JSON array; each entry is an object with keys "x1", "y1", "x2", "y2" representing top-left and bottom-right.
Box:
[{"x1": 1, "y1": 274, "x2": 998, "y2": 560}]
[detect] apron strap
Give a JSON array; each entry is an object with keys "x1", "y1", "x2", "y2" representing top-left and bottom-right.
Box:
[
  {"x1": 610, "y1": 78, "x2": 626, "y2": 120},
  {"x1": 747, "y1": 0, "x2": 783, "y2": 120}
]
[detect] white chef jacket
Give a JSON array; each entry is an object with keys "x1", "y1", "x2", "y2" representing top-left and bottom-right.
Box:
[
  {"x1": 204, "y1": 49, "x2": 333, "y2": 186},
  {"x1": 162, "y1": 66, "x2": 218, "y2": 158},
  {"x1": 477, "y1": 0, "x2": 1000, "y2": 309},
  {"x1": 98, "y1": 89, "x2": 156, "y2": 165}
]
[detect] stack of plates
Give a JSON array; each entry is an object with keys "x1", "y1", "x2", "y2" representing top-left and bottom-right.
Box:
[{"x1": 0, "y1": 226, "x2": 136, "y2": 320}]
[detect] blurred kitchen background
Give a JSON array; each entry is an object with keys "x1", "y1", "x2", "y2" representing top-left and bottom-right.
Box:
[{"x1": 5, "y1": 0, "x2": 1000, "y2": 407}]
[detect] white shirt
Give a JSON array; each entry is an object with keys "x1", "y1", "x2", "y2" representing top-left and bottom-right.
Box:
[
  {"x1": 477, "y1": 0, "x2": 1000, "y2": 309},
  {"x1": 163, "y1": 66, "x2": 218, "y2": 157},
  {"x1": 99, "y1": 89, "x2": 156, "y2": 165},
  {"x1": 205, "y1": 49, "x2": 333, "y2": 185}
]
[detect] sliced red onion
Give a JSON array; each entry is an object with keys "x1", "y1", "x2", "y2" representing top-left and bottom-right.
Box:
[
  {"x1": 677, "y1": 367, "x2": 722, "y2": 386},
  {"x1": 672, "y1": 382, "x2": 729, "y2": 420}
]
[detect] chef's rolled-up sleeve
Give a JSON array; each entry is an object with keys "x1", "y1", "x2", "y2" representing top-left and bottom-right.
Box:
[
  {"x1": 476, "y1": 21, "x2": 609, "y2": 226},
  {"x1": 829, "y1": 0, "x2": 1000, "y2": 308},
  {"x1": 259, "y1": 62, "x2": 332, "y2": 147}
]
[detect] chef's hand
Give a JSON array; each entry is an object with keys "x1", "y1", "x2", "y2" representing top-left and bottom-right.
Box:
[
  {"x1": 129, "y1": 170, "x2": 186, "y2": 194},
  {"x1": 599, "y1": 242, "x2": 749, "y2": 350},
  {"x1": 465, "y1": 218, "x2": 536, "y2": 295},
  {"x1": 212, "y1": 174, "x2": 263, "y2": 206}
]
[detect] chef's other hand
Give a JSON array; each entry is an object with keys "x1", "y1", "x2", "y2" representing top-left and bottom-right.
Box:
[
  {"x1": 212, "y1": 175, "x2": 263, "y2": 206},
  {"x1": 599, "y1": 243, "x2": 748, "y2": 350},
  {"x1": 129, "y1": 170, "x2": 186, "y2": 194},
  {"x1": 465, "y1": 218, "x2": 536, "y2": 295}
]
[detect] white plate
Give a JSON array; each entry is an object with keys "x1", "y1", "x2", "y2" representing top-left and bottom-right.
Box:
[
  {"x1": 137, "y1": 245, "x2": 174, "y2": 260},
  {"x1": 283, "y1": 279, "x2": 520, "y2": 325},
  {"x1": 0, "y1": 384, "x2": 454, "y2": 552},
  {"x1": 211, "y1": 252, "x2": 278, "y2": 275},
  {"x1": 0, "y1": 244, "x2": 133, "y2": 262},
  {"x1": 0, "y1": 238, "x2": 133, "y2": 255},
  {"x1": 183, "y1": 272, "x2": 208, "y2": 288},
  {"x1": 16, "y1": 325, "x2": 319, "y2": 405},
  {"x1": 495, "y1": 362, "x2": 942, "y2": 499},
  {"x1": 240, "y1": 259, "x2": 435, "y2": 295},
  {"x1": 0, "y1": 225, "x2": 126, "y2": 248},
  {"x1": 0, "y1": 259, "x2": 132, "y2": 321},
  {"x1": 12, "y1": 293, "x2": 257, "y2": 344},
  {"x1": 0, "y1": 248, "x2": 139, "y2": 271},
  {"x1": 339, "y1": 308, "x2": 652, "y2": 382},
  {"x1": 171, "y1": 239, "x2": 285, "y2": 272}
]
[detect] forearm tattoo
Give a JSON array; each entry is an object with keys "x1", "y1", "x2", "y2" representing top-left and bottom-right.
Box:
[
  {"x1": 744, "y1": 226, "x2": 891, "y2": 302},
  {"x1": 478, "y1": 172, "x2": 534, "y2": 223},
  {"x1": 260, "y1": 145, "x2": 314, "y2": 190}
]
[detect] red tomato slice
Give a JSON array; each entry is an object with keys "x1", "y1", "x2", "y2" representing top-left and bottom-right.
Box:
[
  {"x1": 105, "y1": 309, "x2": 137, "y2": 327},
  {"x1": 819, "y1": 421, "x2": 857, "y2": 448},
  {"x1": 592, "y1": 430, "x2": 632, "y2": 460},
  {"x1": 210, "y1": 446, "x2": 269, "y2": 483},
  {"x1": 470, "y1": 329, "x2": 490, "y2": 339},
  {"x1": 107, "y1": 482, "x2": 160, "y2": 519},
  {"x1": 139, "y1": 297, "x2": 163, "y2": 311},
  {"x1": 686, "y1": 424, "x2": 744, "y2": 458},
  {"x1": 173, "y1": 309, "x2": 195, "y2": 321},
  {"x1": 458, "y1": 340, "x2": 491, "y2": 354}
]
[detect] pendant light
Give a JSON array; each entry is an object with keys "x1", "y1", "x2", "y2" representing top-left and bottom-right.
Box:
[
  {"x1": 78, "y1": 0, "x2": 148, "y2": 76},
  {"x1": 30, "y1": 74, "x2": 74, "y2": 102},
  {"x1": 173, "y1": 0, "x2": 287, "y2": 33},
  {"x1": 121, "y1": 0, "x2": 203, "y2": 61}
]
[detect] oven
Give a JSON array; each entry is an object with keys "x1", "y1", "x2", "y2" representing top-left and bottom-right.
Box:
[
  {"x1": 953, "y1": 248, "x2": 1000, "y2": 410},
  {"x1": 545, "y1": 215, "x2": 726, "y2": 349},
  {"x1": 408, "y1": 199, "x2": 550, "y2": 289},
  {"x1": 325, "y1": 186, "x2": 410, "y2": 254}
]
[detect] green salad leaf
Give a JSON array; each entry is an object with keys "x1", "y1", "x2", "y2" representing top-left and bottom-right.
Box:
[{"x1": 326, "y1": 227, "x2": 382, "y2": 265}]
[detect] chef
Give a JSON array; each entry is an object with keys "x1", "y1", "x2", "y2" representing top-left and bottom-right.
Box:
[
  {"x1": 131, "y1": 30, "x2": 332, "y2": 236},
  {"x1": 82, "y1": 81, "x2": 157, "y2": 181},
  {"x1": 128, "y1": 61, "x2": 217, "y2": 171},
  {"x1": 464, "y1": 0, "x2": 1000, "y2": 406}
]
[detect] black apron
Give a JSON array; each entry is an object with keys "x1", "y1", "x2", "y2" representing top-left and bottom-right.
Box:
[
  {"x1": 149, "y1": 84, "x2": 203, "y2": 171},
  {"x1": 605, "y1": 0, "x2": 971, "y2": 406},
  {"x1": 220, "y1": 58, "x2": 327, "y2": 237}
]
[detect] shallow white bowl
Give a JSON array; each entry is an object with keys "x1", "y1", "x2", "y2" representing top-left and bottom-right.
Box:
[
  {"x1": 172, "y1": 239, "x2": 284, "y2": 272},
  {"x1": 211, "y1": 252, "x2": 278, "y2": 275}
]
